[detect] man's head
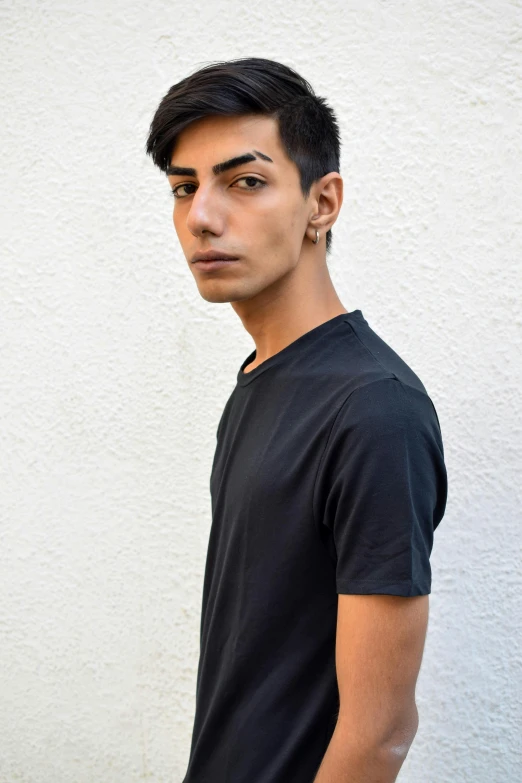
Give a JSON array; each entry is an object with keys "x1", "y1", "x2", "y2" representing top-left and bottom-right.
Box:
[{"x1": 145, "y1": 58, "x2": 343, "y2": 305}]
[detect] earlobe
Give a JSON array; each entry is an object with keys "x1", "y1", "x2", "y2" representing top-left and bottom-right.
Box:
[{"x1": 305, "y1": 225, "x2": 321, "y2": 245}]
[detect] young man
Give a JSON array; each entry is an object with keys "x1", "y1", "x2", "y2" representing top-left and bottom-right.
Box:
[{"x1": 146, "y1": 58, "x2": 448, "y2": 783}]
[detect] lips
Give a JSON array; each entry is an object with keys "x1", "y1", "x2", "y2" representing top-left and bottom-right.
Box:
[{"x1": 192, "y1": 250, "x2": 239, "y2": 263}]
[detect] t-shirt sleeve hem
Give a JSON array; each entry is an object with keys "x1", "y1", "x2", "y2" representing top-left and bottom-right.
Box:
[{"x1": 336, "y1": 579, "x2": 431, "y2": 597}]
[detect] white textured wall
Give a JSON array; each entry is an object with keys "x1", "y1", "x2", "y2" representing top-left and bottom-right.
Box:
[{"x1": 1, "y1": 1, "x2": 521, "y2": 780}]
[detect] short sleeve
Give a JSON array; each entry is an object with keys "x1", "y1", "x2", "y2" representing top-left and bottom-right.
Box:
[{"x1": 313, "y1": 378, "x2": 448, "y2": 596}]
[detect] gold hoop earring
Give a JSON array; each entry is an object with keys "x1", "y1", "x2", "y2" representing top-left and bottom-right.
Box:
[{"x1": 313, "y1": 229, "x2": 320, "y2": 245}]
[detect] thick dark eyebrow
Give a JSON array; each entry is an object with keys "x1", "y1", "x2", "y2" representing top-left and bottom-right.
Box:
[{"x1": 166, "y1": 150, "x2": 273, "y2": 178}]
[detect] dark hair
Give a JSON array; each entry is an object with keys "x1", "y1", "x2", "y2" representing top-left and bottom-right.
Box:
[{"x1": 145, "y1": 57, "x2": 341, "y2": 253}]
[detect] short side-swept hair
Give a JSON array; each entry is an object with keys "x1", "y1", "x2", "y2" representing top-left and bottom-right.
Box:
[{"x1": 145, "y1": 57, "x2": 341, "y2": 253}]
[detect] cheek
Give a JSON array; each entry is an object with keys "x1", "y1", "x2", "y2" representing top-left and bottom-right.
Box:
[
  {"x1": 262, "y1": 203, "x2": 306, "y2": 255},
  {"x1": 253, "y1": 194, "x2": 302, "y2": 246}
]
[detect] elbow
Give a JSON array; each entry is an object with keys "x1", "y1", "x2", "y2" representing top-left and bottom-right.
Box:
[
  {"x1": 381, "y1": 704, "x2": 419, "y2": 761},
  {"x1": 338, "y1": 702, "x2": 419, "y2": 759}
]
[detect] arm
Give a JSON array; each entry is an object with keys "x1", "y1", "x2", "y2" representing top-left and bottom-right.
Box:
[{"x1": 313, "y1": 593, "x2": 429, "y2": 782}]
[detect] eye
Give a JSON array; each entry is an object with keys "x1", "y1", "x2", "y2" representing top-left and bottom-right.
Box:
[
  {"x1": 232, "y1": 176, "x2": 267, "y2": 191},
  {"x1": 171, "y1": 183, "x2": 197, "y2": 199}
]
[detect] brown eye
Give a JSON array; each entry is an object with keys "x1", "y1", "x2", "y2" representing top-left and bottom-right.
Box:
[
  {"x1": 171, "y1": 183, "x2": 197, "y2": 198},
  {"x1": 233, "y1": 177, "x2": 266, "y2": 191}
]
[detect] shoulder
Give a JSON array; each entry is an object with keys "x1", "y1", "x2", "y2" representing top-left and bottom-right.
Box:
[{"x1": 331, "y1": 378, "x2": 442, "y2": 443}]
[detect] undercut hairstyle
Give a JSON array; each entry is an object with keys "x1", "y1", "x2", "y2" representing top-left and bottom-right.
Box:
[{"x1": 145, "y1": 57, "x2": 341, "y2": 254}]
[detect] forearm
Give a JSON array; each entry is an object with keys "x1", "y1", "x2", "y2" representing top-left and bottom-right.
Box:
[{"x1": 312, "y1": 721, "x2": 414, "y2": 783}]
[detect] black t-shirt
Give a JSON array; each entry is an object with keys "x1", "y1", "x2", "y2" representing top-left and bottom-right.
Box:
[{"x1": 182, "y1": 310, "x2": 447, "y2": 783}]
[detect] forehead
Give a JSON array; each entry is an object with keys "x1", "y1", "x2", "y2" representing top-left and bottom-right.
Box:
[{"x1": 170, "y1": 114, "x2": 288, "y2": 168}]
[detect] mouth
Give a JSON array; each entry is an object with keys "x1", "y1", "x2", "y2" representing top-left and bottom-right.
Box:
[
  {"x1": 191, "y1": 249, "x2": 239, "y2": 263},
  {"x1": 191, "y1": 249, "x2": 240, "y2": 271}
]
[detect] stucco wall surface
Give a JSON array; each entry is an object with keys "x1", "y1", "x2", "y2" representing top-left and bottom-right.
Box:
[{"x1": 1, "y1": 1, "x2": 521, "y2": 781}]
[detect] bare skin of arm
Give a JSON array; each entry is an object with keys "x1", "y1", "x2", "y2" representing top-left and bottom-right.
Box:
[{"x1": 313, "y1": 593, "x2": 429, "y2": 782}]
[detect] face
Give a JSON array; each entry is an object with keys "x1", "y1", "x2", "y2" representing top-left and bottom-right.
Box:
[{"x1": 166, "y1": 114, "x2": 318, "y2": 305}]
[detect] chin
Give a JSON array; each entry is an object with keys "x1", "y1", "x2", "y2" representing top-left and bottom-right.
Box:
[
  {"x1": 194, "y1": 282, "x2": 235, "y2": 303},
  {"x1": 196, "y1": 282, "x2": 262, "y2": 305},
  {"x1": 199, "y1": 291, "x2": 235, "y2": 304}
]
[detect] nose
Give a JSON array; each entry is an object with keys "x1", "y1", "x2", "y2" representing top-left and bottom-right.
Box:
[{"x1": 185, "y1": 183, "x2": 224, "y2": 239}]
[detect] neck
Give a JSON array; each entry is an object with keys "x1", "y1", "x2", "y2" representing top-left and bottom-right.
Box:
[{"x1": 231, "y1": 255, "x2": 349, "y2": 368}]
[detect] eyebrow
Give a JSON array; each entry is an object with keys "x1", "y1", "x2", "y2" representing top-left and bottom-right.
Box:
[{"x1": 166, "y1": 149, "x2": 273, "y2": 178}]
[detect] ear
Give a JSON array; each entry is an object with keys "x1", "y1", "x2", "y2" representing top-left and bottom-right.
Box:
[{"x1": 305, "y1": 172, "x2": 343, "y2": 244}]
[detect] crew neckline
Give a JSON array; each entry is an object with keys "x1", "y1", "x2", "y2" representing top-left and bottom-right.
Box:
[{"x1": 237, "y1": 309, "x2": 365, "y2": 386}]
